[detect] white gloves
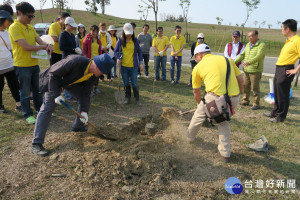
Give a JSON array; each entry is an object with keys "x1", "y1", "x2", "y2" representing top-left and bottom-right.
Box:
[
  {"x1": 159, "y1": 51, "x2": 164, "y2": 57},
  {"x1": 55, "y1": 96, "x2": 65, "y2": 105},
  {"x1": 75, "y1": 47, "x2": 82, "y2": 55},
  {"x1": 80, "y1": 112, "x2": 88, "y2": 125}
]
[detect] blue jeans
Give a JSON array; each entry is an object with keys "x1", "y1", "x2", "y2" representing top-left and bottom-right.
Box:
[
  {"x1": 170, "y1": 56, "x2": 182, "y2": 81},
  {"x1": 138, "y1": 54, "x2": 150, "y2": 76},
  {"x1": 154, "y1": 56, "x2": 167, "y2": 81},
  {"x1": 112, "y1": 57, "x2": 117, "y2": 76},
  {"x1": 121, "y1": 67, "x2": 138, "y2": 88},
  {"x1": 14, "y1": 65, "x2": 42, "y2": 118}
]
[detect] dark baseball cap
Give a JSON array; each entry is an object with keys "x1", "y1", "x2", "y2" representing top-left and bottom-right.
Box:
[
  {"x1": 0, "y1": 10, "x2": 13, "y2": 22},
  {"x1": 93, "y1": 54, "x2": 114, "y2": 74},
  {"x1": 232, "y1": 31, "x2": 240, "y2": 36}
]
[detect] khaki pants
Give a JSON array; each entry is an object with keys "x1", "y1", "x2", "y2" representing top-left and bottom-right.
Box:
[
  {"x1": 186, "y1": 93, "x2": 240, "y2": 158},
  {"x1": 243, "y1": 72, "x2": 262, "y2": 106}
]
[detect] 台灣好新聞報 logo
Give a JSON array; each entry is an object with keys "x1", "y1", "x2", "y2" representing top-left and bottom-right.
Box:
[{"x1": 225, "y1": 177, "x2": 244, "y2": 194}]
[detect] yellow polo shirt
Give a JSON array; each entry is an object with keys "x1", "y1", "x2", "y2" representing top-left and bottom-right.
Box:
[
  {"x1": 170, "y1": 35, "x2": 186, "y2": 56},
  {"x1": 152, "y1": 36, "x2": 169, "y2": 56},
  {"x1": 91, "y1": 40, "x2": 100, "y2": 59},
  {"x1": 79, "y1": 36, "x2": 86, "y2": 50},
  {"x1": 276, "y1": 34, "x2": 300, "y2": 65},
  {"x1": 48, "y1": 21, "x2": 62, "y2": 54},
  {"x1": 9, "y1": 19, "x2": 39, "y2": 67},
  {"x1": 122, "y1": 39, "x2": 134, "y2": 67},
  {"x1": 69, "y1": 61, "x2": 93, "y2": 85},
  {"x1": 192, "y1": 54, "x2": 241, "y2": 96},
  {"x1": 100, "y1": 33, "x2": 107, "y2": 48},
  {"x1": 111, "y1": 36, "x2": 117, "y2": 49}
]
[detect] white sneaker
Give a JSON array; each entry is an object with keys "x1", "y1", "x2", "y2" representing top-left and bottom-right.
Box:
[
  {"x1": 137, "y1": 75, "x2": 141, "y2": 78},
  {"x1": 146, "y1": 75, "x2": 151, "y2": 78},
  {"x1": 171, "y1": 80, "x2": 175, "y2": 85}
]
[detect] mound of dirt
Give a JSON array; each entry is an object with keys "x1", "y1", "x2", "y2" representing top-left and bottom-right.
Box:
[{"x1": 0, "y1": 108, "x2": 236, "y2": 199}]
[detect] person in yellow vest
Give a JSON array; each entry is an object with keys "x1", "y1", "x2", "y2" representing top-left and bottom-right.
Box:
[
  {"x1": 170, "y1": 25, "x2": 185, "y2": 84},
  {"x1": 83, "y1": 25, "x2": 102, "y2": 95},
  {"x1": 75, "y1": 23, "x2": 86, "y2": 53},
  {"x1": 108, "y1": 25, "x2": 118, "y2": 78},
  {"x1": 114, "y1": 23, "x2": 144, "y2": 106},
  {"x1": 48, "y1": 11, "x2": 70, "y2": 65},
  {"x1": 263, "y1": 19, "x2": 300, "y2": 123},
  {"x1": 98, "y1": 22, "x2": 112, "y2": 81},
  {"x1": 152, "y1": 26, "x2": 169, "y2": 81},
  {"x1": 8, "y1": 2, "x2": 53, "y2": 124}
]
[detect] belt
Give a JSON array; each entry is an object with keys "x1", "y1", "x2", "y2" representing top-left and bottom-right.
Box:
[{"x1": 207, "y1": 92, "x2": 240, "y2": 98}]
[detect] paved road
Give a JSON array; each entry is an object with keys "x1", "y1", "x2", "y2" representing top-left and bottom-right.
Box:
[{"x1": 148, "y1": 48, "x2": 277, "y2": 76}]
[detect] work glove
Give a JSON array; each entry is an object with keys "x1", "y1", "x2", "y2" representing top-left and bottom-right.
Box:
[
  {"x1": 80, "y1": 112, "x2": 88, "y2": 125},
  {"x1": 75, "y1": 47, "x2": 82, "y2": 55},
  {"x1": 159, "y1": 51, "x2": 164, "y2": 57},
  {"x1": 54, "y1": 96, "x2": 65, "y2": 105}
]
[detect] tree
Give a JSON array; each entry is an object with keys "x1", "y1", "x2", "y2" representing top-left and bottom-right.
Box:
[
  {"x1": 277, "y1": 20, "x2": 281, "y2": 28},
  {"x1": 138, "y1": 4, "x2": 151, "y2": 24},
  {"x1": 253, "y1": 20, "x2": 258, "y2": 27},
  {"x1": 215, "y1": 17, "x2": 223, "y2": 25},
  {"x1": 55, "y1": 0, "x2": 69, "y2": 15},
  {"x1": 241, "y1": 0, "x2": 260, "y2": 41},
  {"x1": 84, "y1": 0, "x2": 110, "y2": 15},
  {"x1": 85, "y1": 0, "x2": 98, "y2": 14},
  {"x1": 267, "y1": 24, "x2": 272, "y2": 29},
  {"x1": 3, "y1": 0, "x2": 15, "y2": 5},
  {"x1": 39, "y1": 0, "x2": 47, "y2": 22},
  {"x1": 141, "y1": 0, "x2": 167, "y2": 31},
  {"x1": 260, "y1": 20, "x2": 266, "y2": 28},
  {"x1": 179, "y1": 0, "x2": 191, "y2": 34},
  {"x1": 99, "y1": 0, "x2": 110, "y2": 14}
]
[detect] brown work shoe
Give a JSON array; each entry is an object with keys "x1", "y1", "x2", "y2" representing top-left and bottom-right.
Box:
[
  {"x1": 251, "y1": 105, "x2": 260, "y2": 110},
  {"x1": 239, "y1": 101, "x2": 249, "y2": 106}
]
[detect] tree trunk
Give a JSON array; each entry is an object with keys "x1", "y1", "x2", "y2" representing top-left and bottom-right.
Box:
[
  {"x1": 40, "y1": 10, "x2": 43, "y2": 23},
  {"x1": 155, "y1": 11, "x2": 157, "y2": 31},
  {"x1": 51, "y1": 0, "x2": 54, "y2": 8}
]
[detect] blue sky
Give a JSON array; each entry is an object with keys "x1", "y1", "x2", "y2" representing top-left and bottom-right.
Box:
[{"x1": 15, "y1": 0, "x2": 300, "y2": 29}]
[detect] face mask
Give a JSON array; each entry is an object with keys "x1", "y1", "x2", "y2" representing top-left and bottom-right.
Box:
[
  {"x1": 100, "y1": 30, "x2": 106, "y2": 33},
  {"x1": 198, "y1": 38, "x2": 204, "y2": 43}
]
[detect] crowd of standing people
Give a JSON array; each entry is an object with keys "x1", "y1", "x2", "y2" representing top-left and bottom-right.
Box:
[{"x1": 0, "y1": 1, "x2": 299, "y2": 158}]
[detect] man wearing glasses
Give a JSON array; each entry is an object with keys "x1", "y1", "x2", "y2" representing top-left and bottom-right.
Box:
[
  {"x1": 9, "y1": 2, "x2": 53, "y2": 124},
  {"x1": 170, "y1": 25, "x2": 185, "y2": 84},
  {"x1": 224, "y1": 31, "x2": 245, "y2": 68}
]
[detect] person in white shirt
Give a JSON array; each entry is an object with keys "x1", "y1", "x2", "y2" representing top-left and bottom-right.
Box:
[
  {"x1": 0, "y1": 9, "x2": 21, "y2": 113},
  {"x1": 224, "y1": 31, "x2": 245, "y2": 68}
]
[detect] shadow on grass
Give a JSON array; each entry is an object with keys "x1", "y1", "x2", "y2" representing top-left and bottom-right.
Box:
[{"x1": 231, "y1": 152, "x2": 300, "y2": 180}]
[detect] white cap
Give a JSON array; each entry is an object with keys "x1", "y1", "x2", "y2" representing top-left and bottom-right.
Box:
[
  {"x1": 65, "y1": 17, "x2": 77, "y2": 28},
  {"x1": 108, "y1": 25, "x2": 117, "y2": 31},
  {"x1": 197, "y1": 33, "x2": 204, "y2": 38},
  {"x1": 191, "y1": 44, "x2": 211, "y2": 60},
  {"x1": 77, "y1": 23, "x2": 85, "y2": 28},
  {"x1": 123, "y1": 23, "x2": 133, "y2": 35}
]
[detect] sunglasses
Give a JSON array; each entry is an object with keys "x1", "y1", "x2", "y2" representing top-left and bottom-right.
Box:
[{"x1": 26, "y1": 14, "x2": 35, "y2": 19}]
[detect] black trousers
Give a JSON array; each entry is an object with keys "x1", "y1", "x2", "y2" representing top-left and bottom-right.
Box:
[
  {"x1": 50, "y1": 53, "x2": 62, "y2": 66},
  {"x1": 0, "y1": 70, "x2": 20, "y2": 105},
  {"x1": 271, "y1": 65, "x2": 295, "y2": 120}
]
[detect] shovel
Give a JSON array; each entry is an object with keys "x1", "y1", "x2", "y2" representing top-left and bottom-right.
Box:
[
  {"x1": 59, "y1": 99, "x2": 117, "y2": 141},
  {"x1": 114, "y1": 52, "x2": 125, "y2": 104}
]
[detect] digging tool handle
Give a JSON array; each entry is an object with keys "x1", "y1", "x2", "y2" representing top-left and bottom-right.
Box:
[
  {"x1": 59, "y1": 100, "x2": 98, "y2": 129},
  {"x1": 59, "y1": 100, "x2": 116, "y2": 141}
]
